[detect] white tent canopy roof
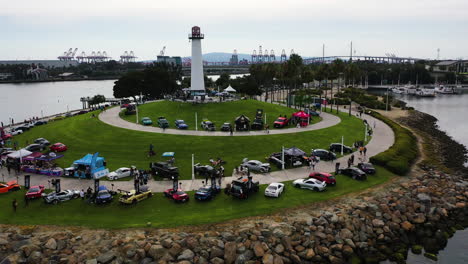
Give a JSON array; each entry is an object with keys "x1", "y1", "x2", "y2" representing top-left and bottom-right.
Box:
[
  {"x1": 7, "y1": 149, "x2": 32, "y2": 159},
  {"x1": 224, "y1": 85, "x2": 236, "y2": 92}
]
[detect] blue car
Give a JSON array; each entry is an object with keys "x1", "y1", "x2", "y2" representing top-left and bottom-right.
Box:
[
  {"x1": 175, "y1": 120, "x2": 189, "y2": 129},
  {"x1": 194, "y1": 186, "x2": 220, "y2": 201},
  {"x1": 95, "y1": 185, "x2": 113, "y2": 204}
]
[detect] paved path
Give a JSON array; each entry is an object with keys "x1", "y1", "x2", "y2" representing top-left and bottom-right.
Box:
[
  {"x1": 99, "y1": 107, "x2": 341, "y2": 136},
  {"x1": 1, "y1": 111, "x2": 394, "y2": 193}
]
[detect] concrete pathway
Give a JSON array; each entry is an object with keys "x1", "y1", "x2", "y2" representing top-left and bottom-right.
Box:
[
  {"x1": 98, "y1": 107, "x2": 341, "y2": 137},
  {"x1": 1, "y1": 111, "x2": 394, "y2": 193}
]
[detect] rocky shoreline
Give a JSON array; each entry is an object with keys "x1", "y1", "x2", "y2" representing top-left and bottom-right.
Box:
[{"x1": 0, "y1": 110, "x2": 467, "y2": 264}]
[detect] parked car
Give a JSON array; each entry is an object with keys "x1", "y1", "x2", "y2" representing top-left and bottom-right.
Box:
[
  {"x1": 311, "y1": 149, "x2": 337, "y2": 161},
  {"x1": 228, "y1": 176, "x2": 260, "y2": 199},
  {"x1": 193, "y1": 163, "x2": 216, "y2": 177},
  {"x1": 201, "y1": 119, "x2": 215, "y2": 131},
  {"x1": 95, "y1": 185, "x2": 113, "y2": 204},
  {"x1": 241, "y1": 159, "x2": 271, "y2": 173},
  {"x1": 150, "y1": 162, "x2": 179, "y2": 178},
  {"x1": 25, "y1": 185, "x2": 45, "y2": 199},
  {"x1": 273, "y1": 117, "x2": 289, "y2": 128},
  {"x1": 329, "y1": 143, "x2": 353, "y2": 153},
  {"x1": 157, "y1": 117, "x2": 169, "y2": 128},
  {"x1": 264, "y1": 182, "x2": 285, "y2": 197},
  {"x1": 43, "y1": 190, "x2": 80, "y2": 204},
  {"x1": 0, "y1": 181, "x2": 21, "y2": 193},
  {"x1": 220, "y1": 122, "x2": 232, "y2": 132},
  {"x1": 164, "y1": 188, "x2": 189, "y2": 203},
  {"x1": 194, "y1": 186, "x2": 218, "y2": 201},
  {"x1": 357, "y1": 162, "x2": 376, "y2": 174},
  {"x1": 34, "y1": 120, "x2": 48, "y2": 126},
  {"x1": 339, "y1": 167, "x2": 367, "y2": 180},
  {"x1": 175, "y1": 120, "x2": 188, "y2": 129},
  {"x1": 11, "y1": 129, "x2": 23, "y2": 136},
  {"x1": 119, "y1": 186, "x2": 152, "y2": 204},
  {"x1": 107, "y1": 167, "x2": 131, "y2": 180},
  {"x1": 25, "y1": 144, "x2": 43, "y2": 152},
  {"x1": 50, "y1": 142, "x2": 67, "y2": 152},
  {"x1": 141, "y1": 117, "x2": 153, "y2": 126},
  {"x1": 293, "y1": 178, "x2": 327, "y2": 191},
  {"x1": 309, "y1": 172, "x2": 336, "y2": 186},
  {"x1": 73, "y1": 110, "x2": 88, "y2": 116},
  {"x1": 34, "y1": 138, "x2": 50, "y2": 147},
  {"x1": 251, "y1": 118, "x2": 264, "y2": 130},
  {"x1": 15, "y1": 125, "x2": 30, "y2": 131},
  {"x1": 51, "y1": 115, "x2": 66, "y2": 121}
]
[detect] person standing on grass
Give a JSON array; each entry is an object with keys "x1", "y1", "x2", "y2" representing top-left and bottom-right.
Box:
[
  {"x1": 335, "y1": 162, "x2": 340, "y2": 174},
  {"x1": 12, "y1": 199, "x2": 18, "y2": 212},
  {"x1": 347, "y1": 158, "x2": 352, "y2": 168},
  {"x1": 24, "y1": 195, "x2": 29, "y2": 207},
  {"x1": 80, "y1": 189, "x2": 85, "y2": 200}
]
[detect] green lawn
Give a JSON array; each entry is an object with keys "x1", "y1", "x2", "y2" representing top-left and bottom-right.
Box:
[
  {"x1": 120, "y1": 100, "x2": 321, "y2": 130},
  {"x1": 10, "y1": 103, "x2": 365, "y2": 180},
  {"x1": 0, "y1": 166, "x2": 393, "y2": 228}
]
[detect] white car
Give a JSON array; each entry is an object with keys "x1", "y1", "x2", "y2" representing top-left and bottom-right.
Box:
[
  {"x1": 107, "y1": 167, "x2": 131, "y2": 180},
  {"x1": 11, "y1": 129, "x2": 23, "y2": 136},
  {"x1": 293, "y1": 178, "x2": 327, "y2": 191},
  {"x1": 265, "y1": 182, "x2": 285, "y2": 197},
  {"x1": 241, "y1": 159, "x2": 271, "y2": 173}
]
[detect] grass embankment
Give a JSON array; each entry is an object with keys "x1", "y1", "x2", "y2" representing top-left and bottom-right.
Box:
[
  {"x1": 368, "y1": 111, "x2": 419, "y2": 175},
  {"x1": 120, "y1": 100, "x2": 321, "y2": 130},
  {"x1": 0, "y1": 166, "x2": 394, "y2": 228},
  {"x1": 12, "y1": 108, "x2": 364, "y2": 180}
]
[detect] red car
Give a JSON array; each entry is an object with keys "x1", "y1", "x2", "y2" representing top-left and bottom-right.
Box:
[
  {"x1": 0, "y1": 181, "x2": 21, "y2": 193},
  {"x1": 164, "y1": 188, "x2": 189, "y2": 203},
  {"x1": 50, "y1": 143, "x2": 67, "y2": 152},
  {"x1": 25, "y1": 185, "x2": 45, "y2": 199},
  {"x1": 309, "y1": 172, "x2": 336, "y2": 186},
  {"x1": 274, "y1": 117, "x2": 289, "y2": 128}
]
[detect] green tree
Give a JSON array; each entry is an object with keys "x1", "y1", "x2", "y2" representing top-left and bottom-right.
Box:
[
  {"x1": 215, "y1": 73, "x2": 231, "y2": 89},
  {"x1": 89, "y1": 94, "x2": 106, "y2": 106}
]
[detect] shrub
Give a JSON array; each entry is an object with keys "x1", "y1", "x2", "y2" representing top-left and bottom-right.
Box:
[{"x1": 369, "y1": 111, "x2": 419, "y2": 175}]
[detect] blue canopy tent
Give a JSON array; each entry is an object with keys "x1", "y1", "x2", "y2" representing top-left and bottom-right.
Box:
[
  {"x1": 162, "y1": 152, "x2": 175, "y2": 157},
  {"x1": 70, "y1": 152, "x2": 109, "y2": 179}
]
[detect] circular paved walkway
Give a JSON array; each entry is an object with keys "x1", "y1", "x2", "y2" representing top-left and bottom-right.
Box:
[
  {"x1": 98, "y1": 106, "x2": 341, "y2": 136},
  {"x1": 1, "y1": 108, "x2": 394, "y2": 192}
]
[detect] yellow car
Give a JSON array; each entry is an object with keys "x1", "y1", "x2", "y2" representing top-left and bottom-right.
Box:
[{"x1": 118, "y1": 186, "x2": 152, "y2": 205}]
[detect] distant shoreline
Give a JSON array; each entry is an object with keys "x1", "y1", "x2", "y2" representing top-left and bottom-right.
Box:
[{"x1": 0, "y1": 76, "x2": 119, "y2": 84}]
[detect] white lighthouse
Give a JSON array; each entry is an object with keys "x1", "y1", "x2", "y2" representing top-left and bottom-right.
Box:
[{"x1": 189, "y1": 26, "x2": 205, "y2": 95}]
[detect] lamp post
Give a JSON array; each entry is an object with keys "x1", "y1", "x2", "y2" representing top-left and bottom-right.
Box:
[
  {"x1": 191, "y1": 154, "x2": 195, "y2": 180},
  {"x1": 135, "y1": 104, "x2": 139, "y2": 124},
  {"x1": 281, "y1": 146, "x2": 285, "y2": 170},
  {"x1": 195, "y1": 112, "x2": 198, "y2": 131},
  {"x1": 341, "y1": 136, "x2": 344, "y2": 156},
  {"x1": 364, "y1": 123, "x2": 368, "y2": 142}
]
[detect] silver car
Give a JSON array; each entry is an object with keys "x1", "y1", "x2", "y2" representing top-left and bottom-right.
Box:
[
  {"x1": 293, "y1": 178, "x2": 327, "y2": 191},
  {"x1": 241, "y1": 159, "x2": 271, "y2": 173},
  {"x1": 43, "y1": 190, "x2": 80, "y2": 204}
]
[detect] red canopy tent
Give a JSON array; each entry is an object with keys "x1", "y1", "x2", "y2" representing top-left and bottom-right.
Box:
[{"x1": 292, "y1": 111, "x2": 311, "y2": 127}]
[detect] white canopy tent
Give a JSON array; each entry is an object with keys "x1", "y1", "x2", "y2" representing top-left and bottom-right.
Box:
[
  {"x1": 224, "y1": 85, "x2": 236, "y2": 93},
  {"x1": 7, "y1": 149, "x2": 32, "y2": 159}
]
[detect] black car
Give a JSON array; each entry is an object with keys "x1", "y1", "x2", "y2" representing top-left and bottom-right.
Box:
[
  {"x1": 228, "y1": 176, "x2": 259, "y2": 199},
  {"x1": 34, "y1": 121, "x2": 48, "y2": 126},
  {"x1": 329, "y1": 143, "x2": 353, "y2": 153},
  {"x1": 220, "y1": 123, "x2": 232, "y2": 132},
  {"x1": 251, "y1": 118, "x2": 264, "y2": 130},
  {"x1": 339, "y1": 167, "x2": 367, "y2": 180},
  {"x1": 357, "y1": 162, "x2": 376, "y2": 174},
  {"x1": 15, "y1": 125, "x2": 30, "y2": 131},
  {"x1": 25, "y1": 144, "x2": 43, "y2": 152},
  {"x1": 194, "y1": 163, "x2": 217, "y2": 177},
  {"x1": 311, "y1": 149, "x2": 337, "y2": 161},
  {"x1": 150, "y1": 162, "x2": 179, "y2": 178},
  {"x1": 34, "y1": 138, "x2": 50, "y2": 147}
]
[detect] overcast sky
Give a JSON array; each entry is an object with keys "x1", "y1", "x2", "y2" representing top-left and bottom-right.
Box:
[{"x1": 1, "y1": 0, "x2": 467, "y2": 61}]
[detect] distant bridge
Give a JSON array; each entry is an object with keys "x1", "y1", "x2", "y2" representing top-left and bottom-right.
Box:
[{"x1": 303, "y1": 55, "x2": 426, "y2": 64}]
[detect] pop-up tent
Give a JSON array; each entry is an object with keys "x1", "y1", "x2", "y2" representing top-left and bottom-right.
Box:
[
  {"x1": 71, "y1": 152, "x2": 109, "y2": 179},
  {"x1": 224, "y1": 85, "x2": 236, "y2": 93},
  {"x1": 292, "y1": 111, "x2": 311, "y2": 127},
  {"x1": 7, "y1": 149, "x2": 32, "y2": 159},
  {"x1": 284, "y1": 147, "x2": 307, "y2": 157},
  {"x1": 23, "y1": 152, "x2": 44, "y2": 161},
  {"x1": 235, "y1": 115, "x2": 250, "y2": 131}
]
